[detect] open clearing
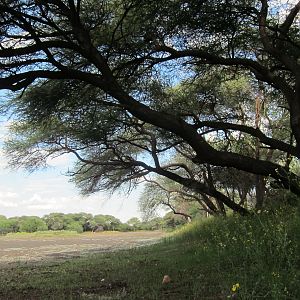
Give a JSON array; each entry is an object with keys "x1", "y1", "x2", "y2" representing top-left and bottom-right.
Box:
[
  {"x1": 0, "y1": 213, "x2": 298, "y2": 299},
  {"x1": 0, "y1": 231, "x2": 165, "y2": 265}
]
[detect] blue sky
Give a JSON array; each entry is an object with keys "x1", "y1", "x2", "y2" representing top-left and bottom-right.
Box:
[{"x1": 0, "y1": 118, "x2": 142, "y2": 222}]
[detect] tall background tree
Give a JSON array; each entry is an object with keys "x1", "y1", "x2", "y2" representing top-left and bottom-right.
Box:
[{"x1": 0, "y1": 0, "x2": 299, "y2": 215}]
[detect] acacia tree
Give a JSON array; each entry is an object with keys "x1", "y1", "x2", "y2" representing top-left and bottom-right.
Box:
[
  {"x1": 0, "y1": 0, "x2": 299, "y2": 214},
  {"x1": 139, "y1": 177, "x2": 195, "y2": 220}
]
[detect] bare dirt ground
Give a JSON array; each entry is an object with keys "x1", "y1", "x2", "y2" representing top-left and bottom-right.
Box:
[{"x1": 0, "y1": 231, "x2": 166, "y2": 266}]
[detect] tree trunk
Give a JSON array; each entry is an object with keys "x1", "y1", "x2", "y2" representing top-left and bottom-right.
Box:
[
  {"x1": 255, "y1": 176, "x2": 265, "y2": 210},
  {"x1": 290, "y1": 81, "x2": 300, "y2": 153},
  {"x1": 255, "y1": 92, "x2": 266, "y2": 210}
]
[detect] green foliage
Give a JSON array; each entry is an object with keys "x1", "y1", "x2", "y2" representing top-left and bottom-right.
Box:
[
  {"x1": 0, "y1": 211, "x2": 176, "y2": 234},
  {"x1": 43, "y1": 213, "x2": 65, "y2": 231},
  {"x1": 18, "y1": 216, "x2": 48, "y2": 233},
  {"x1": 92, "y1": 214, "x2": 122, "y2": 231},
  {"x1": 140, "y1": 217, "x2": 164, "y2": 231},
  {"x1": 139, "y1": 174, "x2": 205, "y2": 220},
  {"x1": 174, "y1": 207, "x2": 300, "y2": 299},
  {"x1": 65, "y1": 222, "x2": 84, "y2": 233},
  {"x1": 5, "y1": 217, "x2": 20, "y2": 233},
  {"x1": 63, "y1": 213, "x2": 93, "y2": 232},
  {"x1": 116, "y1": 223, "x2": 133, "y2": 232},
  {"x1": 126, "y1": 217, "x2": 141, "y2": 230},
  {"x1": 0, "y1": 218, "x2": 18, "y2": 234},
  {"x1": 162, "y1": 211, "x2": 187, "y2": 229}
]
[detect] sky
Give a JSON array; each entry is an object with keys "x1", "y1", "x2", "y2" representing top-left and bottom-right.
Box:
[{"x1": 0, "y1": 119, "x2": 142, "y2": 222}]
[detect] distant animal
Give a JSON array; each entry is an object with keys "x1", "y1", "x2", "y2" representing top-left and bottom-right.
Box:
[{"x1": 92, "y1": 225, "x2": 104, "y2": 232}]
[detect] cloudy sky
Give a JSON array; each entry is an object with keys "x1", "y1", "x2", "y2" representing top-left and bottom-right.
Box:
[{"x1": 0, "y1": 119, "x2": 142, "y2": 222}]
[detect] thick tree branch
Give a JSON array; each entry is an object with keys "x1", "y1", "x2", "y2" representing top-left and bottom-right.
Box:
[
  {"x1": 280, "y1": 1, "x2": 300, "y2": 35},
  {"x1": 197, "y1": 121, "x2": 298, "y2": 157},
  {"x1": 142, "y1": 177, "x2": 218, "y2": 215},
  {"x1": 143, "y1": 177, "x2": 218, "y2": 215},
  {"x1": 161, "y1": 201, "x2": 192, "y2": 221},
  {"x1": 134, "y1": 160, "x2": 249, "y2": 215}
]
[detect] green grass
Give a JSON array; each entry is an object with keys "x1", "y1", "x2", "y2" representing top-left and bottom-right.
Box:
[{"x1": 0, "y1": 207, "x2": 299, "y2": 299}]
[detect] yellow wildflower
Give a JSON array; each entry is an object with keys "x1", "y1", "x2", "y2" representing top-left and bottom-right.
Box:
[{"x1": 231, "y1": 283, "x2": 240, "y2": 292}]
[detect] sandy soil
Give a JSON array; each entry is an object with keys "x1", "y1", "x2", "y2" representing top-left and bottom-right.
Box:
[{"x1": 0, "y1": 231, "x2": 165, "y2": 265}]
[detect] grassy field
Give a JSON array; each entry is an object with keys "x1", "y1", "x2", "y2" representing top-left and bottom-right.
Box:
[
  {"x1": 0, "y1": 231, "x2": 165, "y2": 265},
  {"x1": 0, "y1": 207, "x2": 299, "y2": 299}
]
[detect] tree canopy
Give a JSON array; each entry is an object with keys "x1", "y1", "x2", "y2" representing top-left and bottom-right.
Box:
[{"x1": 0, "y1": 0, "x2": 300, "y2": 215}]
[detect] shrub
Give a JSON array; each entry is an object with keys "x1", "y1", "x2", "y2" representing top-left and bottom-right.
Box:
[{"x1": 65, "y1": 222, "x2": 84, "y2": 233}]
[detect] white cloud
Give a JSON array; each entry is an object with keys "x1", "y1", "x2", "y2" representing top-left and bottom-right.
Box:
[
  {"x1": 21, "y1": 193, "x2": 53, "y2": 205},
  {"x1": 0, "y1": 172, "x2": 141, "y2": 221},
  {"x1": 21, "y1": 193, "x2": 65, "y2": 211},
  {"x1": 28, "y1": 202, "x2": 64, "y2": 211},
  {"x1": 0, "y1": 104, "x2": 140, "y2": 222},
  {"x1": 0, "y1": 191, "x2": 18, "y2": 198},
  {"x1": 0, "y1": 150, "x2": 8, "y2": 169},
  {"x1": 46, "y1": 153, "x2": 73, "y2": 168},
  {"x1": 0, "y1": 199, "x2": 18, "y2": 208}
]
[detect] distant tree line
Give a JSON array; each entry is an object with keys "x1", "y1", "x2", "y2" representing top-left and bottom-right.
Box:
[{"x1": 0, "y1": 212, "x2": 188, "y2": 235}]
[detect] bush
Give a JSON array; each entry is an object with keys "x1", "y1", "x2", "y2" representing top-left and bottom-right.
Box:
[
  {"x1": 65, "y1": 222, "x2": 83, "y2": 233},
  {"x1": 174, "y1": 206, "x2": 300, "y2": 299},
  {"x1": 19, "y1": 217, "x2": 48, "y2": 233}
]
